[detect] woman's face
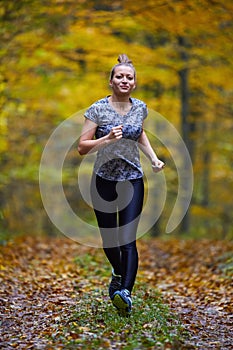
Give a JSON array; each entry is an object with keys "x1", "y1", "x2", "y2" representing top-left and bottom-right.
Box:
[{"x1": 110, "y1": 66, "x2": 136, "y2": 96}]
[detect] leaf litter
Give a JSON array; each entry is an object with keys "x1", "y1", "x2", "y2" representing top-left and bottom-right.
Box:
[{"x1": 0, "y1": 235, "x2": 232, "y2": 349}]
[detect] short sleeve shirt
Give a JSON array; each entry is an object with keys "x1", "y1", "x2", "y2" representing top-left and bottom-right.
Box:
[{"x1": 84, "y1": 96, "x2": 148, "y2": 181}]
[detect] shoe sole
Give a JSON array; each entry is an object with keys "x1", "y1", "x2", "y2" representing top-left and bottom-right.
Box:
[{"x1": 112, "y1": 293, "x2": 131, "y2": 317}]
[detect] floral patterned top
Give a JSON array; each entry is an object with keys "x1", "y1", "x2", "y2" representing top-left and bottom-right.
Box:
[{"x1": 84, "y1": 96, "x2": 148, "y2": 181}]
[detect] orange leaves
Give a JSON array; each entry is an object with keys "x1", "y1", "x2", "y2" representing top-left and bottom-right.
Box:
[
  {"x1": 0, "y1": 235, "x2": 91, "y2": 348},
  {"x1": 138, "y1": 237, "x2": 233, "y2": 348},
  {"x1": 0, "y1": 235, "x2": 232, "y2": 348},
  {"x1": 0, "y1": 0, "x2": 233, "y2": 238}
]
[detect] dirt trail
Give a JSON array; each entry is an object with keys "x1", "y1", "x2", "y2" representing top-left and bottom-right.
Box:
[
  {"x1": 0, "y1": 236, "x2": 232, "y2": 349},
  {"x1": 139, "y1": 238, "x2": 233, "y2": 349}
]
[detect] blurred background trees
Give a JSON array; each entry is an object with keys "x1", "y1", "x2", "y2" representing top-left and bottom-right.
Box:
[{"x1": 1, "y1": 0, "x2": 233, "y2": 240}]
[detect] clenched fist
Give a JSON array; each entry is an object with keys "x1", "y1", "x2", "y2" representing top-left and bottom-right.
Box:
[
  {"x1": 152, "y1": 159, "x2": 165, "y2": 173},
  {"x1": 108, "y1": 125, "x2": 123, "y2": 140}
]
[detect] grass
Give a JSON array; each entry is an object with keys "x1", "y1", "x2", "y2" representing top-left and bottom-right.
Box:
[
  {"x1": 53, "y1": 286, "x2": 187, "y2": 349},
  {"x1": 46, "y1": 252, "x2": 189, "y2": 349}
]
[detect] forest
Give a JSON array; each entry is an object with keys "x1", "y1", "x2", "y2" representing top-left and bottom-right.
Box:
[
  {"x1": 1, "y1": 0, "x2": 233, "y2": 239},
  {"x1": 0, "y1": 0, "x2": 233, "y2": 349}
]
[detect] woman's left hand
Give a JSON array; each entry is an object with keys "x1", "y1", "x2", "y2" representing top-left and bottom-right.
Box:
[{"x1": 152, "y1": 159, "x2": 165, "y2": 173}]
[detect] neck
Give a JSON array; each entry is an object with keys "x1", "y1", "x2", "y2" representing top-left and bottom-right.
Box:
[
  {"x1": 108, "y1": 95, "x2": 132, "y2": 115},
  {"x1": 110, "y1": 94, "x2": 131, "y2": 103}
]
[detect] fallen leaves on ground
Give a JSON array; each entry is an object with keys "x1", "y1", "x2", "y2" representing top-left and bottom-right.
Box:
[
  {"x1": 0, "y1": 235, "x2": 232, "y2": 349},
  {"x1": 139, "y1": 237, "x2": 233, "y2": 349}
]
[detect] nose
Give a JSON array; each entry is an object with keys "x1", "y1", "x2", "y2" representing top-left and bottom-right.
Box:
[{"x1": 122, "y1": 76, "x2": 127, "y2": 83}]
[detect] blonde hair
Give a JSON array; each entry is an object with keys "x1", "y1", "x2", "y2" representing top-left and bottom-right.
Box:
[{"x1": 110, "y1": 54, "x2": 136, "y2": 80}]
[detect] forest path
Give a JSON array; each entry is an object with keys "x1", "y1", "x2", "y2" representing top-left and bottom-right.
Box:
[
  {"x1": 0, "y1": 235, "x2": 232, "y2": 349},
  {"x1": 139, "y1": 237, "x2": 232, "y2": 349}
]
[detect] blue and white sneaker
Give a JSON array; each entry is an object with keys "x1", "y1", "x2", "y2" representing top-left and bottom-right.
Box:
[
  {"x1": 112, "y1": 289, "x2": 132, "y2": 317},
  {"x1": 109, "y1": 271, "x2": 121, "y2": 300}
]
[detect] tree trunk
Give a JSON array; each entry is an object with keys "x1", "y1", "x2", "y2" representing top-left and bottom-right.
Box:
[{"x1": 178, "y1": 36, "x2": 192, "y2": 233}]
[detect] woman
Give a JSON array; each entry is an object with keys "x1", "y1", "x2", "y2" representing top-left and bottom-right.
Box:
[{"x1": 78, "y1": 54, "x2": 164, "y2": 317}]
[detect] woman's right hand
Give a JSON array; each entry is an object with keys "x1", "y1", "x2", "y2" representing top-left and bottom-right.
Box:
[
  {"x1": 78, "y1": 121, "x2": 123, "y2": 155},
  {"x1": 108, "y1": 125, "x2": 123, "y2": 141}
]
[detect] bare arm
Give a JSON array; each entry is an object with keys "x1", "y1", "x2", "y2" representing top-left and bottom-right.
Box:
[
  {"x1": 77, "y1": 118, "x2": 123, "y2": 155},
  {"x1": 138, "y1": 129, "x2": 165, "y2": 173}
]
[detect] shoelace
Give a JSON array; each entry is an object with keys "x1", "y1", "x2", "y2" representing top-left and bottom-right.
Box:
[{"x1": 120, "y1": 289, "x2": 132, "y2": 303}]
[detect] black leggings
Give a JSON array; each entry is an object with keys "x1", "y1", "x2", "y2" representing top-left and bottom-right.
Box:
[{"x1": 91, "y1": 174, "x2": 144, "y2": 292}]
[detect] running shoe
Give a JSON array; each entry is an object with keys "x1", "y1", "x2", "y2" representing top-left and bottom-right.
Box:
[
  {"x1": 112, "y1": 289, "x2": 132, "y2": 317},
  {"x1": 109, "y1": 272, "x2": 121, "y2": 299}
]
